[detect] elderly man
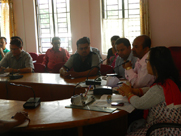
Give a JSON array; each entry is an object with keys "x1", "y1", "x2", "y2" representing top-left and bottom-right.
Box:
[
  {"x1": 0, "y1": 37, "x2": 10, "y2": 61},
  {"x1": 60, "y1": 37, "x2": 100, "y2": 78},
  {"x1": 123, "y1": 35, "x2": 155, "y2": 88},
  {"x1": 0, "y1": 36, "x2": 34, "y2": 73}
]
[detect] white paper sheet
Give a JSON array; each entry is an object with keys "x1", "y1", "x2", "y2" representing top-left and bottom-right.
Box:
[{"x1": 91, "y1": 94, "x2": 135, "y2": 113}]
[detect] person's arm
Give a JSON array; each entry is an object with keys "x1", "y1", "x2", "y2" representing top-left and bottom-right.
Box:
[
  {"x1": 63, "y1": 49, "x2": 70, "y2": 62},
  {"x1": 0, "y1": 48, "x2": 5, "y2": 59},
  {"x1": 119, "y1": 84, "x2": 165, "y2": 109},
  {"x1": 124, "y1": 62, "x2": 155, "y2": 88},
  {"x1": 64, "y1": 67, "x2": 98, "y2": 78},
  {"x1": 60, "y1": 55, "x2": 73, "y2": 77},
  {"x1": 0, "y1": 112, "x2": 29, "y2": 133},
  {"x1": 4, "y1": 68, "x2": 32, "y2": 73},
  {"x1": 42, "y1": 51, "x2": 48, "y2": 66}
]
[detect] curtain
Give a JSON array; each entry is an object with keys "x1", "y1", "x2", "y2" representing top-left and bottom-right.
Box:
[
  {"x1": 140, "y1": 0, "x2": 151, "y2": 37},
  {"x1": 0, "y1": 0, "x2": 15, "y2": 38}
]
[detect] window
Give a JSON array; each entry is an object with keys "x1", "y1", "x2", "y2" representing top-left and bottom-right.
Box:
[
  {"x1": 35, "y1": 0, "x2": 72, "y2": 53},
  {"x1": 102, "y1": 0, "x2": 140, "y2": 54},
  {"x1": 0, "y1": 2, "x2": 1, "y2": 36}
]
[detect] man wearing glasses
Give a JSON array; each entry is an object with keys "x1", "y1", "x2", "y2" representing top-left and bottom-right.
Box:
[
  {"x1": 60, "y1": 37, "x2": 100, "y2": 78},
  {"x1": 0, "y1": 36, "x2": 34, "y2": 73}
]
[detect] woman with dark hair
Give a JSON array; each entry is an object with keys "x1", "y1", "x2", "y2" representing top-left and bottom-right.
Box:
[
  {"x1": 106, "y1": 35, "x2": 120, "y2": 65},
  {"x1": 118, "y1": 46, "x2": 181, "y2": 135}
]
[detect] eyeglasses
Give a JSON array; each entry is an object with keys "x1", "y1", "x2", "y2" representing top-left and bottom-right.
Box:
[
  {"x1": 145, "y1": 59, "x2": 150, "y2": 63},
  {"x1": 78, "y1": 46, "x2": 90, "y2": 51},
  {"x1": 10, "y1": 48, "x2": 20, "y2": 51}
]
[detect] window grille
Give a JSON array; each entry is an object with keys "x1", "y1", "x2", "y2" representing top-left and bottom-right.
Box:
[
  {"x1": 102, "y1": 0, "x2": 140, "y2": 54},
  {"x1": 35, "y1": 0, "x2": 72, "y2": 53}
]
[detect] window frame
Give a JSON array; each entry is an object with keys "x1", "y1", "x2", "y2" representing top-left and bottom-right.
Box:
[{"x1": 35, "y1": 0, "x2": 72, "y2": 54}]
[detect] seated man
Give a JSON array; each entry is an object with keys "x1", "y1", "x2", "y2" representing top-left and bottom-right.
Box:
[
  {"x1": 123, "y1": 35, "x2": 155, "y2": 88},
  {"x1": 0, "y1": 37, "x2": 34, "y2": 73},
  {"x1": 114, "y1": 38, "x2": 137, "y2": 78},
  {"x1": 42, "y1": 37, "x2": 70, "y2": 72},
  {"x1": 75, "y1": 37, "x2": 102, "y2": 62},
  {"x1": 0, "y1": 37, "x2": 10, "y2": 61},
  {"x1": 60, "y1": 37, "x2": 100, "y2": 78}
]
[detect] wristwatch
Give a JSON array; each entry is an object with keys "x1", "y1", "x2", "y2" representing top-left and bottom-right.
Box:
[{"x1": 126, "y1": 67, "x2": 132, "y2": 70}]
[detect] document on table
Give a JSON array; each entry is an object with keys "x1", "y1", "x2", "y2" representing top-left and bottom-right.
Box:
[
  {"x1": 15, "y1": 119, "x2": 30, "y2": 128},
  {"x1": 0, "y1": 72, "x2": 9, "y2": 77},
  {"x1": 91, "y1": 95, "x2": 135, "y2": 113}
]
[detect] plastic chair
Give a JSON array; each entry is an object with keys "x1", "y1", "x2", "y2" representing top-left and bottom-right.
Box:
[
  {"x1": 29, "y1": 52, "x2": 38, "y2": 61},
  {"x1": 36, "y1": 54, "x2": 45, "y2": 63},
  {"x1": 33, "y1": 63, "x2": 46, "y2": 73},
  {"x1": 146, "y1": 123, "x2": 181, "y2": 136},
  {"x1": 168, "y1": 47, "x2": 181, "y2": 77},
  {"x1": 100, "y1": 64, "x2": 114, "y2": 76},
  {"x1": 50, "y1": 62, "x2": 65, "y2": 73}
]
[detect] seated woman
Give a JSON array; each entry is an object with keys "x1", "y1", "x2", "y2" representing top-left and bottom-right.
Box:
[
  {"x1": 118, "y1": 46, "x2": 181, "y2": 135},
  {"x1": 106, "y1": 35, "x2": 120, "y2": 65}
]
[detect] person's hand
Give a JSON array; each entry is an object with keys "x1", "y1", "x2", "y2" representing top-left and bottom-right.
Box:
[
  {"x1": 64, "y1": 71, "x2": 79, "y2": 78},
  {"x1": 118, "y1": 83, "x2": 132, "y2": 96},
  {"x1": 122, "y1": 61, "x2": 132, "y2": 69},
  {"x1": 4, "y1": 68, "x2": 14, "y2": 73},
  {"x1": 12, "y1": 112, "x2": 29, "y2": 125}
]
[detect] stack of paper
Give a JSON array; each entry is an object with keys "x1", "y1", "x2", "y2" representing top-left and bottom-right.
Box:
[{"x1": 91, "y1": 94, "x2": 135, "y2": 113}]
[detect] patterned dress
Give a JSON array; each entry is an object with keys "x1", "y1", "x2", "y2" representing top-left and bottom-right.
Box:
[{"x1": 127, "y1": 101, "x2": 181, "y2": 136}]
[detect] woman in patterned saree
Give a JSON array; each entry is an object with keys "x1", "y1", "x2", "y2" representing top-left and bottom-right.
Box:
[{"x1": 118, "y1": 46, "x2": 181, "y2": 136}]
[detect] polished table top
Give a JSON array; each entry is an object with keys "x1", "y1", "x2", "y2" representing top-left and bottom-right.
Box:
[
  {"x1": 0, "y1": 99, "x2": 128, "y2": 132},
  {"x1": 0, "y1": 73, "x2": 96, "y2": 85},
  {"x1": 0, "y1": 73, "x2": 98, "y2": 101}
]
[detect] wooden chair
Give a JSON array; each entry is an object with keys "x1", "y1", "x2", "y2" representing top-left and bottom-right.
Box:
[
  {"x1": 29, "y1": 52, "x2": 38, "y2": 61},
  {"x1": 33, "y1": 63, "x2": 46, "y2": 73},
  {"x1": 36, "y1": 54, "x2": 45, "y2": 63},
  {"x1": 100, "y1": 64, "x2": 114, "y2": 76}
]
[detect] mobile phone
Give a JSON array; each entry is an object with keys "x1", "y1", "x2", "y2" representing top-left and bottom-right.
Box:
[{"x1": 111, "y1": 102, "x2": 124, "y2": 106}]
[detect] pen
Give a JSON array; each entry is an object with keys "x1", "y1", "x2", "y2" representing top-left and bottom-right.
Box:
[
  {"x1": 84, "y1": 85, "x2": 91, "y2": 97},
  {"x1": 117, "y1": 82, "x2": 123, "y2": 85}
]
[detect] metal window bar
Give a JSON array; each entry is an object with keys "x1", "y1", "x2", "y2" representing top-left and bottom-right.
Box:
[{"x1": 35, "y1": 0, "x2": 71, "y2": 53}]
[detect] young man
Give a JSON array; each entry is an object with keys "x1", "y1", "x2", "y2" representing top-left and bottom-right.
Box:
[
  {"x1": 114, "y1": 38, "x2": 137, "y2": 78},
  {"x1": 75, "y1": 37, "x2": 102, "y2": 62},
  {"x1": 0, "y1": 37, "x2": 10, "y2": 61},
  {"x1": 60, "y1": 37, "x2": 100, "y2": 78},
  {"x1": 0, "y1": 36, "x2": 34, "y2": 73},
  {"x1": 123, "y1": 35, "x2": 155, "y2": 88},
  {"x1": 42, "y1": 37, "x2": 70, "y2": 72}
]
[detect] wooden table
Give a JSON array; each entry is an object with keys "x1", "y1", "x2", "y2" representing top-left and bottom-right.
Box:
[
  {"x1": 0, "y1": 73, "x2": 94, "y2": 101},
  {"x1": 0, "y1": 99, "x2": 128, "y2": 136}
]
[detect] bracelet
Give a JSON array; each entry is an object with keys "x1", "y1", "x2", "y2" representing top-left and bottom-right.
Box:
[
  {"x1": 127, "y1": 92, "x2": 133, "y2": 98},
  {"x1": 126, "y1": 67, "x2": 132, "y2": 70}
]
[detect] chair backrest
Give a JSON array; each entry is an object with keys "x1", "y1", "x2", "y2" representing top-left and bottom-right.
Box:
[
  {"x1": 36, "y1": 54, "x2": 45, "y2": 63},
  {"x1": 29, "y1": 52, "x2": 38, "y2": 61},
  {"x1": 33, "y1": 63, "x2": 46, "y2": 73},
  {"x1": 168, "y1": 47, "x2": 181, "y2": 77},
  {"x1": 50, "y1": 62, "x2": 65, "y2": 73},
  {"x1": 100, "y1": 64, "x2": 114, "y2": 76}
]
